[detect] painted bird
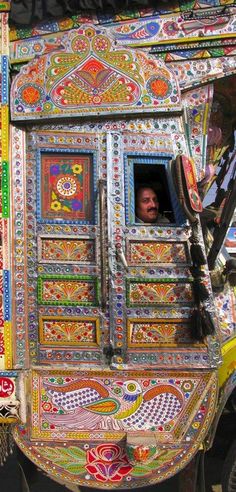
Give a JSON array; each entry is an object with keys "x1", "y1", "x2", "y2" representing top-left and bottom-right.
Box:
[{"x1": 42, "y1": 378, "x2": 183, "y2": 431}]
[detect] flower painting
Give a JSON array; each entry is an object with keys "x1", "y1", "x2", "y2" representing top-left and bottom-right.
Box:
[
  {"x1": 85, "y1": 444, "x2": 133, "y2": 482},
  {"x1": 39, "y1": 152, "x2": 94, "y2": 222}
]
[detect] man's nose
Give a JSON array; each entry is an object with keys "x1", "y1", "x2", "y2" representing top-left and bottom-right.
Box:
[{"x1": 150, "y1": 199, "x2": 157, "y2": 207}]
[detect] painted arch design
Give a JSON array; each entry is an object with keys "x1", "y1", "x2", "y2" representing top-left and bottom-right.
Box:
[{"x1": 11, "y1": 25, "x2": 181, "y2": 120}]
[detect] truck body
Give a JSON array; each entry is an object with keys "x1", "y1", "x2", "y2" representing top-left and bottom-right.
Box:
[{"x1": 0, "y1": 1, "x2": 235, "y2": 490}]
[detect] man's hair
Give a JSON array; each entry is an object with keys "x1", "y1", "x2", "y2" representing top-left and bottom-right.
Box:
[{"x1": 135, "y1": 184, "x2": 158, "y2": 205}]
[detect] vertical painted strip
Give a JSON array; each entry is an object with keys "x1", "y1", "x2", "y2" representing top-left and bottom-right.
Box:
[
  {"x1": 3, "y1": 321, "x2": 12, "y2": 369},
  {"x1": 0, "y1": 13, "x2": 11, "y2": 372},
  {"x1": 2, "y1": 161, "x2": 9, "y2": 217},
  {"x1": 2, "y1": 218, "x2": 9, "y2": 270},
  {"x1": 11, "y1": 127, "x2": 28, "y2": 368},
  {"x1": 2, "y1": 56, "x2": 8, "y2": 103},
  {"x1": 1, "y1": 12, "x2": 9, "y2": 56},
  {"x1": 3, "y1": 269, "x2": 10, "y2": 320},
  {"x1": 1, "y1": 105, "x2": 9, "y2": 161}
]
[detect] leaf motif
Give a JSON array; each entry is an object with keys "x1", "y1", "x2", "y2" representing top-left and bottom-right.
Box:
[
  {"x1": 132, "y1": 450, "x2": 178, "y2": 476},
  {"x1": 67, "y1": 446, "x2": 86, "y2": 459},
  {"x1": 35, "y1": 447, "x2": 59, "y2": 461},
  {"x1": 132, "y1": 459, "x2": 158, "y2": 476},
  {"x1": 155, "y1": 449, "x2": 178, "y2": 466},
  {"x1": 65, "y1": 464, "x2": 85, "y2": 474},
  {"x1": 55, "y1": 460, "x2": 75, "y2": 467},
  {"x1": 36, "y1": 446, "x2": 86, "y2": 466}
]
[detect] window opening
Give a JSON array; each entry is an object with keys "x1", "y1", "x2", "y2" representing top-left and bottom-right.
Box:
[
  {"x1": 124, "y1": 154, "x2": 184, "y2": 225},
  {"x1": 134, "y1": 163, "x2": 174, "y2": 224}
]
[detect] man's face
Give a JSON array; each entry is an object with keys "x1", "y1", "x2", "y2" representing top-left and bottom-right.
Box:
[{"x1": 136, "y1": 187, "x2": 159, "y2": 223}]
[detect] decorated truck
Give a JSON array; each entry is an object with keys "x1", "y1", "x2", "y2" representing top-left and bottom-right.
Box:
[{"x1": 0, "y1": 1, "x2": 236, "y2": 491}]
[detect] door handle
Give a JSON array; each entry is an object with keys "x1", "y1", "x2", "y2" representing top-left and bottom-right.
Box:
[
  {"x1": 98, "y1": 179, "x2": 107, "y2": 311},
  {"x1": 116, "y1": 245, "x2": 129, "y2": 271}
]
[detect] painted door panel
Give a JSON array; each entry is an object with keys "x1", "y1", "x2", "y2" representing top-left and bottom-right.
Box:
[
  {"x1": 107, "y1": 132, "x2": 213, "y2": 368},
  {"x1": 11, "y1": 128, "x2": 108, "y2": 366}
]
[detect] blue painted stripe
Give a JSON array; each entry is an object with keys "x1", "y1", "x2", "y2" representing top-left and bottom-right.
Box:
[
  {"x1": 0, "y1": 371, "x2": 18, "y2": 377},
  {"x1": 3, "y1": 269, "x2": 11, "y2": 321},
  {"x1": 2, "y1": 56, "x2": 8, "y2": 105}
]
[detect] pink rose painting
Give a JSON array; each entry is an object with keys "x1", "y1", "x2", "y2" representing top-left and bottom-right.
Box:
[{"x1": 85, "y1": 443, "x2": 133, "y2": 482}]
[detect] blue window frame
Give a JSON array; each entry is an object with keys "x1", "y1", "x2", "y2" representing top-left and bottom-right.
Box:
[
  {"x1": 36, "y1": 147, "x2": 97, "y2": 225},
  {"x1": 124, "y1": 153, "x2": 185, "y2": 225}
]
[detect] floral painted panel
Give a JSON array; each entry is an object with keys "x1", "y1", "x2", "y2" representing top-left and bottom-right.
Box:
[
  {"x1": 128, "y1": 319, "x2": 193, "y2": 346},
  {"x1": 38, "y1": 276, "x2": 98, "y2": 306},
  {"x1": 39, "y1": 152, "x2": 94, "y2": 222},
  {"x1": 128, "y1": 241, "x2": 188, "y2": 265},
  {"x1": 38, "y1": 237, "x2": 96, "y2": 263},
  {"x1": 39, "y1": 316, "x2": 99, "y2": 346},
  {"x1": 11, "y1": 27, "x2": 181, "y2": 120},
  {"x1": 127, "y1": 280, "x2": 193, "y2": 306}
]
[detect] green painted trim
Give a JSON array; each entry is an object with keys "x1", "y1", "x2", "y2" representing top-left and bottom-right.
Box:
[
  {"x1": 37, "y1": 275, "x2": 99, "y2": 306},
  {"x1": 2, "y1": 161, "x2": 9, "y2": 218}
]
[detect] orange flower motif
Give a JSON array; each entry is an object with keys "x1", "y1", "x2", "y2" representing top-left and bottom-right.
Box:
[
  {"x1": 150, "y1": 78, "x2": 169, "y2": 98},
  {"x1": 21, "y1": 86, "x2": 41, "y2": 105},
  {"x1": 133, "y1": 446, "x2": 150, "y2": 462},
  {"x1": 58, "y1": 18, "x2": 73, "y2": 30},
  {"x1": 42, "y1": 401, "x2": 53, "y2": 412}
]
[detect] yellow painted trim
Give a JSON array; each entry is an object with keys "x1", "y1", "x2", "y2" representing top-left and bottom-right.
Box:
[
  {"x1": 218, "y1": 338, "x2": 236, "y2": 388},
  {"x1": 10, "y1": 56, "x2": 34, "y2": 65},
  {"x1": 4, "y1": 321, "x2": 12, "y2": 369},
  {"x1": 203, "y1": 103, "x2": 209, "y2": 136},
  {"x1": 221, "y1": 338, "x2": 236, "y2": 356},
  {"x1": 0, "y1": 417, "x2": 18, "y2": 423},
  {"x1": 129, "y1": 33, "x2": 236, "y2": 48},
  {"x1": 1, "y1": 105, "x2": 9, "y2": 162}
]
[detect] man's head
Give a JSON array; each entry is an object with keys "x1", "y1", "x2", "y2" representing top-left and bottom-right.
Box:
[{"x1": 135, "y1": 186, "x2": 159, "y2": 223}]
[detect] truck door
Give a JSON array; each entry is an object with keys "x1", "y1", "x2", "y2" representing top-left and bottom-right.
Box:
[
  {"x1": 107, "y1": 131, "x2": 215, "y2": 369},
  {"x1": 11, "y1": 128, "x2": 110, "y2": 367}
]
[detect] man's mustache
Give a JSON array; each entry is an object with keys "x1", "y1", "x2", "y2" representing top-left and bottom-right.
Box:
[{"x1": 147, "y1": 207, "x2": 158, "y2": 212}]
